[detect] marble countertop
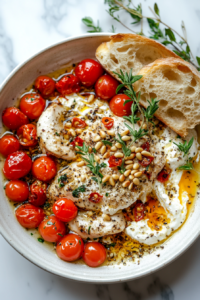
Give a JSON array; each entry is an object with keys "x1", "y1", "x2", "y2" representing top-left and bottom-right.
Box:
[{"x1": 0, "y1": 0, "x2": 200, "y2": 299}]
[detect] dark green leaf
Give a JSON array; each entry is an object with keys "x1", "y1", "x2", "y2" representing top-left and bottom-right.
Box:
[
  {"x1": 102, "y1": 140, "x2": 112, "y2": 146},
  {"x1": 38, "y1": 238, "x2": 44, "y2": 243},
  {"x1": 88, "y1": 226, "x2": 91, "y2": 235},
  {"x1": 72, "y1": 185, "x2": 86, "y2": 198},
  {"x1": 196, "y1": 56, "x2": 200, "y2": 66},
  {"x1": 91, "y1": 177, "x2": 98, "y2": 183},
  {"x1": 154, "y1": 3, "x2": 160, "y2": 16},
  {"x1": 165, "y1": 28, "x2": 176, "y2": 42}
]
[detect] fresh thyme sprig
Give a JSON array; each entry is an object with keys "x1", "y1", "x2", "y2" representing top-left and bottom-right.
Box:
[
  {"x1": 82, "y1": 17, "x2": 102, "y2": 33},
  {"x1": 143, "y1": 98, "x2": 160, "y2": 125},
  {"x1": 115, "y1": 133, "x2": 131, "y2": 157},
  {"x1": 173, "y1": 137, "x2": 194, "y2": 170}
]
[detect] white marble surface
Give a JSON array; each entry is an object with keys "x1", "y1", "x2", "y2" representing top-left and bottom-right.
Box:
[{"x1": 0, "y1": 0, "x2": 200, "y2": 299}]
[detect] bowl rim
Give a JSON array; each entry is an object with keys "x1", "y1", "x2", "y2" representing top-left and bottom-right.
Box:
[{"x1": 0, "y1": 32, "x2": 200, "y2": 284}]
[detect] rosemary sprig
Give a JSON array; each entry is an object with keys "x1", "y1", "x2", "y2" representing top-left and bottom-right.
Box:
[
  {"x1": 143, "y1": 98, "x2": 160, "y2": 125},
  {"x1": 173, "y1": 137, "x2": 194, "y2": 170},
  {"x1": 178, "y1": 159, "x2": 193, "y2": 171},
  {"x1": 115, "y1": 133, "x2": 131, "y2": 157},
  {"x1": 82, "y1": 17, "x2": 102, "y2": 33}
]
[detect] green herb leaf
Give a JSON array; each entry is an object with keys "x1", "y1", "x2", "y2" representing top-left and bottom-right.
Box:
[
  {"x1": 196, "y1": 56, "x2": 200, "y2": 66},
  {"x1": 173, "y1": 137, "x2": 194, "y2": 157},
  {"x1": 154, "y1": 3, "x2": 160, "y2": 16},
  {"x1": 58, "y1": 174, "x2": 68, "y2": 188},
  {"x1": 104, "y1": 243, "x2": 116, "y2": 248},
  {"x1": 72, "y1": 185, "x2": 86, "y2": 198},
  {"x1": 143, "y1": 98, "x2": 160, "y2": 123},
  {"x1": 105, "y1": 192, "x2": 109, "y2": 197},
  {"x1": 117, "y1": 158, "x2": 126, "y2": 174},
  {"x1": 165, "y1": 28, "x2": 176, "y2": 42},
  {"x1": 178, "y1": 161, "x2": 193, "y2": 170},
  {"x1": 115, "y1": 134, "x2": 131, "y2": 157},
  {"x1": 38, "y1": 238, "x2": 44, "y2": 243},
  {"x1": 82, "y1": 17, "x2": 102, "y2": 33},
  {"x1": 91, "y1": 177, "x2": 98, "y2": 183},
  {"x1": 57, "y1": 233, "x2": 63, "y2": 237},
  {"x1": 88, "y1": 226, "x2": 91, "y2": 235},
  {"x1": 102, "y1": 140, "x2": 112, "y2": 146}
]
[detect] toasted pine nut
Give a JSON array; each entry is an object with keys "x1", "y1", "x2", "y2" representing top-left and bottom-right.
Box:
[
  {"x1": 69, "y1": 129, "x2": 76, "y2": 136},
  {"x1": 88, "y1": 94, "x2": 94, "y2": 103},
  {"x1": 129, "y1": 175, "x2": 134, "y2": 180},
  {"x1": 135, "y1": 147, "x2": 143, "y2": 153},
  {"x1": 76, "y1": 129, "x2": 83, "y2": 134},
  {"x1": 134, "y1": 171, "x2": 143, "y2": 178},
  {"x1": 133, "y1": 178, "x2": 140, "y2": 185},
  {"x1": 114, "y1": 152, "x2": 124, "y2": 158},
  {"x1": 122, "y1": 180, "x2": 130, "y2": 188},
  {"x1": 136, "y1": 153, "x2": 142, "y2": 160},
  {"x1": 94, "y1": 155, "x2": 100, "y2": 162},
  {"x1": 124, "y1": 170, "x2": 131, "y2": 177},
  {"x1": 102, "y1": 175, "x2": 110, "y2": 183},
  {"x1": 125, "y1": 160, "x2": 133, "y2": 164},
  {"x1": 103, "y1": 152, "x2": 110, "y2": 159},
  {"x1": 93, "y1": 135, "x2": 101, "y2": 142},
  {"x1": 128, "y1": 182, "x2": 134, "y2": 190},
  {"x1": 111, "y1": 146, "x2": 117, "y2": 151},
  {"x1": 100, "y1": 145, "x2": 106, "y2": 155},
  {"x1": 112, "y1": 174, "x2": 119, "y2": 180},
  {"x1": 88, "y1": 147, "x2": 92, "y2": 153},
  {"x1": 103, "y1": 214, "x2": 111, "y2": 221},
  {"x1": 81, "y1": 175, "x2": 86, "y2": 181},
  {"x1": 115, "y1": 142, "x2": 122, "y2": 149},
  {"x1": 95, "y1": 141, "x2": 103, "y2": 150},
  {"x1": 100, "y1": 130, "x2": 106, "y2": 138},
  {"x1": 125, "y1": 164, "x2": 133, "y2": 170},
  {"x1": 133, "y1": 163, "x2": 140, "y2": 170},
  {"x1": 141, "y1": 150, "x2": 154, "y2": 157},
  {"x1": 122, "y1": 135, "x2": 131, "y2": 141},
  {"x1": 65, "y1": 122, "x2": 71, "y2": 128},
  {"x1": 107, "y1": 130, "x2": 115, "y2": 136},
  {"x1": 125, "y1": 154, "x2": 135, "y2": 160},
  {"x1": 109, "y1": 177, "x2": 115, "y2": 186},
  {"x1": 131, "y1": 170, "x2": 138, "y2": 175},
  {"x1": 121, "y1": 129, "x2": 129, "y2": 136},
  {"x1": 87, "y1": 211, "x2": 93, "y2": 217},
  {"x1": 77, "y1": 161, "x2": 85, "y2": 167},
  {"x1": 142, "y1": 123, "x2": 147, "y2": 130},
  {"x1": 119, "y1": 174, "x2": 125, "y2": 182},
  {"x1": 131, "y1": 146, "x2": 136, "y2": 152}
]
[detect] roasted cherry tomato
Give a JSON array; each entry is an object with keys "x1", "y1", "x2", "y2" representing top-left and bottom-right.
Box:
[
  {"x1": 29, "y1": 181, "x2": 48, "y2": 206},
  {"x1": 55, "y1": 75, "x2": 81, "y2": 96},
  {"x1": 82, "y1": 242, "x2": 106, "y2": 267},
  {"x1": 71, "y1": 136, "x2": 84, "y2": 147},
  {"x1": 39, "y1": 215, "x2": 66, "y2": 243},
  {"x1": 134, "y1": 202, "x2": 145, "y2": 222},
  {"x1": 72, "y1": 117, "x2": 86, "y2": 128},
  {"x1": 141, "y1": 142, "x2": 150, "y2": 152},
  {"x1": 17, "y1": 124, "x2": 37, "y2": 147},
  {"x1": 89, "y1": 192, "x2": 103, "y2": 203},
  {"x1": 110, "y1": 94, "x2": 133, "y2": 117},
  {"x1": 20, "y1": 93, "x2": 45, "y2": 119},
  {"x1": 15, "y1": 204, "x2": 45, "y2": 228},
  {"x1": 95, "y1": 74, "x2": 119, "y2": 100},
  {"x1": 56, "y1": 234, "x2": 84, "y2": 262},
  {"x1": 108, "y1": 155, "x2": 122, "y2": 168},
  {"x1": 2, "y1": 107, "x2": 29, "y2": 130},
  {"x1": 5, "y1": 180, "x2": 29, "y2": 202},
  {"x1": 53, "y1": 198, "x2": 78, "y2": 222},
  {"x1": 75, "y1": 59, "x2": 104, "y2": 87},
  {"x1": 3, "y1": 151, "x2": 32, "y2": 180},
  {"x1": 0, "y1": 135, "x2": 20, "y2": 157},
  {"x1": 35, "y1": 75, "x2": 55, "y2": 97},
  {"x1": 139, "y1": 156, "x2": 154, "y2": 167},
  {"x1": 102, "y1": 117, "x2": 114, "y2": 130},
  {"x1": 32, "y1": 156, "x2": 57, "y2": 182},
  {"x1": 157, "y1": 168, "x2": 170, "y2": 183}
]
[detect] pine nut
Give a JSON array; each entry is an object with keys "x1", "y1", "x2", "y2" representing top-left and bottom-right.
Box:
[
  {"x1": 94, "y1": 155, "x2": 100, "y2": 162},
  {"x1": 119, "y1": 174, "x2": 125, "y2": 182},
  {"x1": 81, "y1": 175, "x2": 86, "y2": 181},
  {"x1": 102, "y1": 175, "x2": 110, "y2": 183},
  {"x1": 112, "y1": 174, "x2": 119, "y2": 180},
  {"x1": 136, "y1": 153, "x2": 142, "y2": 160},
  {"x1": 93, "y1": 135, "x2": 101, "y2": 142},
  {"x1": 65, "y1": 122, "x2": 71, "y2": 128},
  {"x1": 87, "y1": 211, "x2": 93, "y2": 217},
  {"x1": 125, "y1": 164, "x2": 133, "y2": 170},
  {"x1": 76, "y1": 129, "x2": 83, "y2": 134},
  {"x1": 109, "y1": 177, "x2": 115, "y2": 186},
  {"x1": 125, "y1": 154, "x2": 135, "y2": 160},
  {"x1": 103, "y1": 214, "x2": 111, "y2": 221},
  {"x1": 114, "y1": 152, "x2": 124, "y2": 158},
  {"x1": 142, "y1": 123, "x2": 147, "y2": 130},
  {"x1": 131, "y1": 170, "x2": 138, "y2": 175},
  {"x1": 129, "y1": 175, "x2": 134, "y2": 180},
  {"x1": 69, "y1": 129, "x2": 76, "y2": 136},
  {"x1": 135, "y1": 147, "x2": 143, "y2": 153},
  {"x1": 133, "y1": 178, "x2": 140, "y2": 185},
  {"x1": 88, "y1": 147, "x2": 92, "y2": 153},
  {"x1": 124, "y1": 170, "x2": 131, "y2": 177},
  {"x1": 125, "y1": 160, "x2": 133, "y2": 164},
  {"x1": 115, "y1": 142, "x2": 122, "y2": 149},
  {"x1": 95, "y1": 141, "x2": 103, "y2": 150},
  {"x1": 128, "y1": 182, "x2": 134, "y2": 190},
  {"x1": 111, "y1": 146, "x2": 117, "y2": 151},
  {"x1": 133, "y1": 163, "x2": 140, "y2": 170},
  {"x1": 131, "y1": 146, "x2": 136, "y2": 152},
  {"x1": 88, "y1": 94, "x2": 94, "y2": 103},
  {"x1": 122, "y1": 135, "x2": 131, "y2": 141},
  {"x1": 100, "y1": 145, "x2": 106, "y2": 155},
  {"x1": 103, "y1": 152, "x2": 110, "y2": 159},
  {"x1": 77, "y1": 161, "x2": 85, "y2": 167},
  {"x1": 107, "y1": 130, "x2": 115, "y2": 136},
  {"x1": 100, "y1": 130, "x2": 106, "y2": 138},
  {"x1": 121, "y1": 129, "x2": 129, "y2": 136},
  {"x1": 141, "y1": 150, "x2": 154, "y2": 157},
  {"x1": 134, "y1": 171, "x2": 143, "y2": 178},
  {"x1": 122, "y1": 180, "x2": 130, "y2": 188}
]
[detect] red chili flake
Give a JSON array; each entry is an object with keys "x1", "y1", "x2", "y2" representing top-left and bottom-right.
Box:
[
  {"x1": 102, "y1": 117, "x2": 114, "y2": 129},
  {"x1": 72, "y1": 117, "x2": 86, "y2": 128},
  {"x1": 134, "y1": 201, "x2": 145, "y2": 222},
  {"x1": 108, "y1": 155, "x2": 122, "y2": 167},
  {"x1": 71, "y1": 136, "x2": 84, "y2": 147},
  {"x1": 89, "y1": 192, "x2": 103, "y2": 203}
]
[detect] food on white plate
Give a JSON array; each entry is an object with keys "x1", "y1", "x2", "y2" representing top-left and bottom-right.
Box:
[{"x1": 1, "y1": 35, "x2": 200, "y2": 268}]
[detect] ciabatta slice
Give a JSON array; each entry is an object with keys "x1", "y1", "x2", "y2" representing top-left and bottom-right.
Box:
[
  {"x1": 96, "y1": 33, "x2": 178, "y2": 77},
  {"x1": 134, "y1": 58, "x2": 200, "y2": 137}
]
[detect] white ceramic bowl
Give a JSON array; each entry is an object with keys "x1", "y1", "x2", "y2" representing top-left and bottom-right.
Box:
[{"x1": 0, "y1": 33, "x2": 200, "y2": 283}]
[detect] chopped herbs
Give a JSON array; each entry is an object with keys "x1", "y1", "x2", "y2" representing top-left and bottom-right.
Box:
[
  {"x1": 102, "y1": 140, "x2": 112, "y2": 146},
  {"x1": 38, "y1": 238, "x2": 44, "y2": 243},
  {"x1": 72, "y1": 185, "x2": 86, "y2": 198},
  {"x1": 30, "y1": 233, "x2": 33, "y2": 236},
  {"x1": 79, "y1": 240, "x2": 81, "y2": 245},
  {"x1": 92, "y1": 147, "x2": 97, "y2": 153},
  {"x1": 173, "y1": 137, "x2": 194, "y2": 157},
  {"x1": 55, "y1": 132, "x2": 60, "y2": 136},
  {"x1": 57, "y1": 233, "x2": 64, "y2": 237},
  {"x1": 88, "y1": 226, "x2": 91, "y2": 235},
  {"x1": 105, "y1": 192, "x2": 109, "y2": 197},
  {"x1": 104, "y1": 243, "x2": 116, "y2": 248},
  {"x1": 58, "y1": 174, "x2": 68, "y2": 188}
]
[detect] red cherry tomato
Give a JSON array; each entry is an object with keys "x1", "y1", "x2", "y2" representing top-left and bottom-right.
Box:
[
  {"x1": 53, "y1": 198, "x2": 78, "y2": 222},
  {"x1": 2, "y1": 107, "x2": 29, "y2": 130},
  {"x1": 5, "y1": 180, "x2": 29, "y2": 202},
  {"x1": 32, "y1": 156, "x2": 57, "y2": 182},
  {"x1": 139, "y1": 156, "x2": 154, "y2": 167},
  {"x1": 55, "y1": 75, "x2": 81, "y2": 96},
  {"x1": 134, "y1": 202, "x2": 145, "y2": 222},
  {"x1": 71, "y1": 136, "x2": 84, "y2": 147},
  {"x1": 157, "y1": 168, "x2": 170, "y2": 183},
  {"x1": 39, "y1": 215, "x2": 66, "y2": 243},
  {"x1": 72, "y1": 117, "x2": 86, "y2": 128},
  {"x1": 141, "y1": 142, "x2": 150, "y2": 152},
  {"x1": 88, "y1": 192, "x2": 103, "y2": 203},
  {"x1": 102, "y1": 117, "x2": 114, "y2": 130},
  {"x1": 0, "y1": 135, "x2": 20, "y2": 157},
  {"x1": 20, "y1": 93, "x2": 45, "y2": 119},
  {"x1": 29, "y1": 181, "x2": 48, "y2": 206},
  {"x1": 108, "y1": 155, "x2": 122, "y2": 168},
  {"x1": 82, "y1": 242, "x2": 106, "y2": 267},
  {"x1": 110, "y1": 94, "x2": 133, "y2": 117},
  {"x1": 95, "y1": 74, "x2": 119, "y2": 100},
  {"x1": 3, "y1": 151, "x2": 32, "y2": 180},
  {"x1": 17, "y1": 124, "x2": 37, "y2": 147},
  {"x1": 35, "y1": 75, "x2": 55, "y2": 97},
  {"x1": 56, "y1": 234, "x2": 84, "y2": 262},
  {"x1": 15, "y1": 204, "x2": 45, "y2": 228},
  {"x1": 75, "y1": 59, "x2": 104, "y2": 87}
]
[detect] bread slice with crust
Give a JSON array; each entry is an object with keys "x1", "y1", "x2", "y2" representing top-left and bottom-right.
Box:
[
  {"x1": 134, "y1": 57, "x2": 200, "y2": 137},
  {"x1": 95, "y1": 33, "x2": 178, "y2": 78}
]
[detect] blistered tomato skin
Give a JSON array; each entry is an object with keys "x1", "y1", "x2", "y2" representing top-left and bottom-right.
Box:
[
  {"x1": 29, "y1": 181, "x2": 48, "y2": 206},
  {"x1": 15, "y1": 204, "x2": 45, "y2": 228},
  {"x1": 20, "y1": 93, "x2": 45, "y2": 119},
  {"x1": 53, "y1": 198, "x2": 78, "y2": 222},
  {"x1": 35, "y1": 75, "x2": 55, "y2": 97},
  {"x1": 75, "y1": 59, "x2": 104, "y2": 87},
  {"x1": 2, "y1": 107, "x2": 29, "y2": 130},
  {"x1": 102, "y1": 117, "x2": 114, "y2": 130},
  {"x1": 32, "y1": 156, "x2": 57, "y2": 182},
  {"x1": 108, "y1": 155, "x2": 122, "y2": 168},
  {"x1": 17, "y1": 124, "x2": 37, "y2": 147},
  {"x1": 55, "y1": 75, "x2": 81, "y2": 96},
  {"x1": 39, "y1": 215, "x2": 66, "y2": 243},
  {"x1": 3, "y1": 151, "x2": 32, "y2": 180},
  {"x1": 5, "y1": 180, "x2": 29, "y2": 202},
  {"x1": 56, "y1": 234, "x2": 84, "y2": 262},
  {"x1": 0, "y1": 135, "x2": 20, "y2": 157},
  {"x1": 95, "y1": 74, "x2": 119, "y2": 100},
  {"x1": 110, "y1": 94, "x2": 133, "y2": 117},
  {"x1": 82, "y1": 242, "x2": 106, "y2": 267}
]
